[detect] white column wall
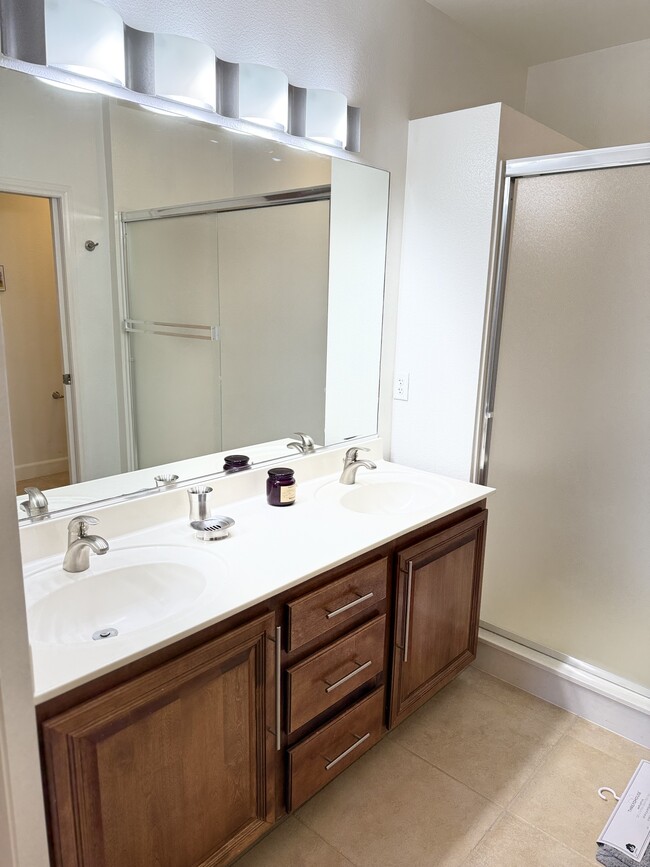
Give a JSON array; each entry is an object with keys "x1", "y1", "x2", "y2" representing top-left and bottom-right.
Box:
[
  {"x1": 0, "y1": 313, "x2": 50, "y2": 867},
  {"x1": 391, "y1": 103, "x2": 580, "y2": 480}
]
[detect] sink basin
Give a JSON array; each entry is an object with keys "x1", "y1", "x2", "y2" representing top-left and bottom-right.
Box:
[
  {"x1": 26, "y1": 545, "x2": 225, "y2": 645},
  {"x1": 316, "y1": 473, "x2": 458, "y2": 516}
]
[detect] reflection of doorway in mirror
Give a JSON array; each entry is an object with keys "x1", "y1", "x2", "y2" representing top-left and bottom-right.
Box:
[{"x1": 0, "y1": 192, "x2": 72, "y2": 494}]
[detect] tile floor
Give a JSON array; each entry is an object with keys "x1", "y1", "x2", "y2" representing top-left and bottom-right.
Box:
[
  {"x1": 16, "y1": 470, "x2": 69, "y2": 495},
  {"x1": 236, "y1": 666, "x2": 650, "y2": 867}
]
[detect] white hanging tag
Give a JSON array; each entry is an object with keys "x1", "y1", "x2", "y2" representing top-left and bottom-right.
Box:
[{"x1": 598, "y1": 760, "x2": 650, "y2": 863}]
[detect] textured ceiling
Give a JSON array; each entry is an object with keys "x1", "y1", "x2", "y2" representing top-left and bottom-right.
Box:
[{"x1": 426, "y1": 0, "x2": 650, "y2": 66}]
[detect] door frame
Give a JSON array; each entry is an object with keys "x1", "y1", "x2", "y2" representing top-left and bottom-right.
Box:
[
  {"x1": 473, "y1": 141, "x2": 650, "y2": 487},
  {"x1": 0, "y1": 177, "x2": 81, "y2": 484}
]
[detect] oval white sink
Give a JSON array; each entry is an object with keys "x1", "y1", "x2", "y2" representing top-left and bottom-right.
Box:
[
  {"x1": 316, "y1": 473, "x2": 457, "y2": 516},
  {"x1": 26, "y1": 546, "x2": 225, "y2": 645}
]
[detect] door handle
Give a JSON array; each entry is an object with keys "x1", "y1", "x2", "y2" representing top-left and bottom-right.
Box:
[{"x1": 52, "y1": 391, "x2": 64, "y2": 400}]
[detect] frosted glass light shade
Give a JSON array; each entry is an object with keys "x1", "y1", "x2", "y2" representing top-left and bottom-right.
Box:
[
  {"x1": 238, "y1": 63, "x2": 289, "y2": 131},
  {"x1": 45, "y1": 0, "x2": 125, "y2": 86},
  {"x1": 305, "y1": 89, "x2": 347, "y2": 148},
  {"x1": 153, "y1": 33, "x2": 217, "y2": 111}
]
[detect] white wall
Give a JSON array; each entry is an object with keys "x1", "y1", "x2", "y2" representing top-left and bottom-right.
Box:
[
  {"x1": 325, "y1": 160, "x2": 389, "y2": 444},
  {"x1": 391, "y1": 104, "x2": 580, "y2": 480},
  {"x1": 525, "y1": 39, "x2": 650, "y2": 149}
]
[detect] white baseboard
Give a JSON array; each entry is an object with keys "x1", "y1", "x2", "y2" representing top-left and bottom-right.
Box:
[
  {"x1": 15, "y1": 457, "x2": 68, "y2": 482},
  {"x1": 476, "y1": 629, "x2": 650, "y2": 748}
]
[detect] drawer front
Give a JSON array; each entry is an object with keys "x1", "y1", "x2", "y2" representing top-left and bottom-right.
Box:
[
  {"x1": 287, "y1": 558, "x2": 388, "y2": 651},
  {"x1": 288, "y1": 687, "x2": 384, "y2": 810},
  {"x1": 287, "y1": 615, "x2": 386, "y2": 733}
]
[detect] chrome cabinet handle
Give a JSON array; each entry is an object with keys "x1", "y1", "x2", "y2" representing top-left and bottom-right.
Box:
[
  {"x1": 325, "y1": 659, "x2": 372, "y2": 693},
  {"x1": 325, "y1": 732, "x2": 370, "y2": 771},
  {"x1": 275, "y1": 626, "x2": 282, "y2": 751},
  {"x1": 326, "y1": 591, "x2": 374, "y2": 620},
  {"x1": 403, "y1": 561, "x2": 413, "y2": 663}
]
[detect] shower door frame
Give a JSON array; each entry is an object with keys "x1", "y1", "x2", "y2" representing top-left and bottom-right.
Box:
[
  {"x1": 472, "y1": 140, "x2": 650, "y2": 698},
  {"x1": 118, "y1": 185, "x2": 331, "y2": 471}
]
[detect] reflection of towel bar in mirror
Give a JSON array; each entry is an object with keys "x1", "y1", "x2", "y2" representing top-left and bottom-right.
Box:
[{"x1": 123, "y1": 319, "x2": 220, "y2": 341}]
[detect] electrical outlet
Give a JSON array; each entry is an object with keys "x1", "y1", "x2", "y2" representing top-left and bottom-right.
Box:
[{"x1": 394, "y1": 372, "x2": 409, "y2": 401}]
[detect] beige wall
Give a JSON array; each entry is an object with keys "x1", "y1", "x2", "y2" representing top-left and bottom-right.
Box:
[
  {"x1": 525, "y1": 38, "x2": 650, "y2": 149},
  {"x1": 0, "y1": 193, "x2": 68, "y2": 482}
]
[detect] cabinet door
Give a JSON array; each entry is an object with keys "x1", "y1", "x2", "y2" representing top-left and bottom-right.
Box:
[
  {"x1": 389, "y1": 511, "x2": 487, "y2": 728},
  {"x1": 42, "y1": 613, "x2": 277, "y2": 867}
]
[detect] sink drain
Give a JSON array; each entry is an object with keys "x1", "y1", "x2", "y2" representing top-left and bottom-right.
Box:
[{"x1": 92, "y1": 627, "x2": 119, "y2": 641}]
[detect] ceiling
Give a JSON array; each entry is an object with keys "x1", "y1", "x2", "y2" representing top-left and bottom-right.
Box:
[{"x1": 426, "y1": 0, "x2": 650, "y2": 66}]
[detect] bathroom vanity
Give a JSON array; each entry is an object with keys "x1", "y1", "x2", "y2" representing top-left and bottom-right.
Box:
[{"x1": 23, "y1": 448, "x2": 491, "y2": 867}]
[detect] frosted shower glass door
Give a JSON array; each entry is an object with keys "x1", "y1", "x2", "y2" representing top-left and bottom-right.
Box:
[
  {"x1": 217, "y1": 200, "x2": 329, "y2": 450},
  {"x1": 483, "y1": 165, "x2": 650, "y2": 691},
  {"x1": 124, "y1": 214, "x2": 222, "y2": 468}
]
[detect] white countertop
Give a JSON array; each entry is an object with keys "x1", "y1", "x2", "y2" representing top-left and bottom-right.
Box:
[{"x1": 22, "y1": 452, "x2": 493, "y2": 704}]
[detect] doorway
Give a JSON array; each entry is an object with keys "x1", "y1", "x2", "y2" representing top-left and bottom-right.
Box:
[{"x1": 0, "y1": 191, "x2": 73, "y2": 494}]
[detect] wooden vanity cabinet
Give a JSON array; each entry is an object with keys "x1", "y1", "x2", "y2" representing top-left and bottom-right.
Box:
[
  {"x1": 41, "y1": 612, "x2": 277, "y2": 867},
  {"x1": 389, "y1": 509, "x2": 488, "y2": 728},
  {"x1": 38, "y1": 502, "x2": 488, "y2": 866}
]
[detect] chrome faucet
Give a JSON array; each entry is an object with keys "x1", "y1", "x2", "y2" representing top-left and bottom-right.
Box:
[
  {"x1": 63, "y1": 515, "x2": 109, "y2": 573},
  {"x1": 287, "y1": 432, "x2": 316, "y2": 454},
  {"x1": 20, "y1": 486, "x2": 49, "y2": 517},
  {"x1": 339, "y1": 447, "x2": 377, "y2": 485}
]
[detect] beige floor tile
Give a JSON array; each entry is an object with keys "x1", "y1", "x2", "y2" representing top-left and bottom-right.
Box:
[
  {"x1": 460, "y1": 667, "x2": 576, "y2": 732},
  {"x1": 234, "y1": 816, "x2": 354, "y2": 866},
  {"x1": 569, "y1": 717, "x2": 650, "y2": 767},
  {"x1": 297, "y1": 738, "x2": 501, "y2": 867},
  {"x1": 510, "y1": 734, "x2": 637, "y2": 859},
  {"x1": 389, "y1": 676, "x2": 571, "y2": 806},
  {"x1": 462, "y1": 813, "x2": 592, "y2": 866}
]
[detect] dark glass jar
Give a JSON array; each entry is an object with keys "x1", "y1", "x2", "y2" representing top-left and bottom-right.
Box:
[
  {"x1": 266, "y1": 467, "x2": 296, "y2": 507},
  {"x1": 223, "y1": 454, "x2": 251, "y2": 473}
]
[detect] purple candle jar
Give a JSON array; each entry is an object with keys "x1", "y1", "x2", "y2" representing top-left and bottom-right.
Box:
[{"x1": 266, "y1": 467, "x2": 296, "y2": 506}]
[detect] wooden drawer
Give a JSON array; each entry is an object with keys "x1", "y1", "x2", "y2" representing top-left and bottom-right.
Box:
[
  {"x1": 287, "y1": 558, "x2": 388, "y2": 651},
  {"x1": 286, "y1": 615, "x2": 386, "y2": 734},
  {"x1": 287, "y1": 687, "x2": 384, "y2": 810}
]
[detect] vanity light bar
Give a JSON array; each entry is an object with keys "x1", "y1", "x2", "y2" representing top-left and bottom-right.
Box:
[
  {"x1": 44, "y1": 0, "x2": 126, "y2": 86},
  {"x1": 0, "y1": 0, "x2": 361, "y2": 151}
]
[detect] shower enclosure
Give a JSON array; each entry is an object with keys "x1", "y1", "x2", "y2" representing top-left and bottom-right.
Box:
[{"x1": 477, "y1": 144, "x2": 650, "y2": 697}]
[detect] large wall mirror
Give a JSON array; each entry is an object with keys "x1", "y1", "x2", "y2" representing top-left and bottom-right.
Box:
[{"x1": 0, "y1": 67, "x2": 389, "y2": 521}]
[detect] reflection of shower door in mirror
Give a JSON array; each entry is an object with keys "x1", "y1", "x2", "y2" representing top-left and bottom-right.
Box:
[
  {"x1": 481, "y1": 161, "x2": 650, "y2": 694},
  {"x1": 123, "y1": 213, "x2": 223, "y2": 469},
  {"x1": 122, "y1": 197, "x2": 329, "y2": 468},
  {"x1": 0, "y1": 191, "x2": 74, "y2": 493}
]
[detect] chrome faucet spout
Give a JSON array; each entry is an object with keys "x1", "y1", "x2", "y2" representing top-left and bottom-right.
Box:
[
  {"x1": 20, "y1": 486, "x2": 49, "y2": 517},
  {"x1": 339, "y1": 447, "x2": 377, "y2": 485},
  {"x1": 63, "y1": 515, "x2": 110, "y2": 573},
  {"x1": 287, "y1": 432, "x2": 316, "y2": 454}
]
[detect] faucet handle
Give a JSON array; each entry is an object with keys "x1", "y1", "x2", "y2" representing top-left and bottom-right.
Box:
[
  {"x1": 287, "y1": 432, "x2": 316, "y2": 453},
  {"x1": 344, "y1": 446, "x2": 370, "y2": 463},
  {"x1": 67, "y1": 515, "x2": 99, "y2": 543}
]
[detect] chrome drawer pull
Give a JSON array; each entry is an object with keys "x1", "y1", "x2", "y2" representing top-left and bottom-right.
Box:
[
  {"x1": 325, "y1": 732, "x2": 370, "y2": 771},
  {"x1": 324, "y1": 659, "x2": 372, "y2": 693},
  {"x1": 275, "y1": 626, "x2": 282, "y2": 751},
  {"x1": 403, "y1": 561, "x2": 413, "y2": 663},
  {"x1": 325, "y1": 591, "x2": 374, "y2": 620}
]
